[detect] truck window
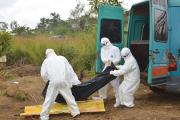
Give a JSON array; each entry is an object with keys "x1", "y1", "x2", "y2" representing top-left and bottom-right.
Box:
[
  {"x1": 154, "y1": 9, "x2": 168, "y2": 42},
  {"x1": 100, "y1": 19, "x2": 122, "y2": 43}
]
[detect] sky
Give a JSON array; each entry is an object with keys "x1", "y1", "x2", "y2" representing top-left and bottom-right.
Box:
[
  {"x1": 0, "y1": 0, "x2": 90, "y2": 29},
  {"x1": 0, "y1": 0, "x2": 145, "y2": 29}
]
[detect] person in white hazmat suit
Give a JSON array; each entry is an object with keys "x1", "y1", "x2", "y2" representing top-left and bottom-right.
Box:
[
  {"x1": 110, "y1": 47, "x2": 140, "y2": 108},
  {"x1": 40, "y1": 49, "x2": 81, "y2": 120},
  {"x1": 95, "y1": 37, "x2": 121, "y2": 107}
]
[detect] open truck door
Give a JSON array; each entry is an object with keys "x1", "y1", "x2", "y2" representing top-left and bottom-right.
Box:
[
  {"x1": 148, "y1": 0, "x2": 169, "y2": 86},
  {"x1": 96, "y1": 4, "x2": 124, "y2": 73}
]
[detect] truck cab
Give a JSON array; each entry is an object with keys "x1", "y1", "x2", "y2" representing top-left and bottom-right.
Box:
[{"x1": 96, "y1": 0, "x2": 180, "y2": 93}]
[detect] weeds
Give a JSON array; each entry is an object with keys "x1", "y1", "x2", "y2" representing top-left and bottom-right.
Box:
[
  {"x1": 0, "y1": 68, "x2": 14, "y2": 80},
  {"x1": 6, "y1": 29, "x2": 96, "y2": 72},
  {"x1": 15, "y1": 90, "x2": 26, "y2": 101},
  {"x1": 0, "y1": 32, "x2": 11, "y2": 56}
]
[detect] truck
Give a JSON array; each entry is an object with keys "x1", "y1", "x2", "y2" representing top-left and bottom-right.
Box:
[{"x1": 96, "y1": 0, "x2": 180, "y2": 93}]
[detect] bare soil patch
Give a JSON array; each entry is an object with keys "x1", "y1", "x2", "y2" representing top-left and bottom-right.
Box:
[{"x1": 0, "y1": 65, "x2": 180, "y2": 120}]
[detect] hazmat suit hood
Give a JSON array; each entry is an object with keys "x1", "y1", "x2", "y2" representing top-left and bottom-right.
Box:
[
  {"x1": 45, "y1": 48, "x2": 56, "y2": 58},
  {"x1": 121, "y1": 47, "x2": 132, "y2": 61},
  {"x1": 101, "y1": 37, "x2": 112, "y2": 49}
]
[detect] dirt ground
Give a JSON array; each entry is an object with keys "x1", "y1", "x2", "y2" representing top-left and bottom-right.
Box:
[{"x1": 0, "y1": 65, "x2": 180, "y2": 120}]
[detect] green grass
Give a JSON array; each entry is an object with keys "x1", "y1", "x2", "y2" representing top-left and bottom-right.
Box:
[
  {"x1": 7, "y1": 29, "x2": 96, "y2": 72},
  {"x1": 15, "y1": 90, "x2": 26, "y2": 101},
  {"x1": 0, "y1": 68, "x2": 14, "y2": 80}
]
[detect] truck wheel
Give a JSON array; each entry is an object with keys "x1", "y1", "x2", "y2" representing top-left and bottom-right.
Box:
[{"x1": 149, "y1": 86, "x2": 166, "y2": 94}]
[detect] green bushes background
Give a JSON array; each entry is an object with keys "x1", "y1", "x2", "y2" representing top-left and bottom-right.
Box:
[
  {"x1": 0, "y1": 32, "x2": 11, "y2": 56},
  {"x1": 6, "y1": 28, "x2": 96, "y2": 72}
]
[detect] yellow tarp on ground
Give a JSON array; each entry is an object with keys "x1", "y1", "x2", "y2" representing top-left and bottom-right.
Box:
[{"x1": 20, "y1": 99, "x2": 105, "y2": 116}]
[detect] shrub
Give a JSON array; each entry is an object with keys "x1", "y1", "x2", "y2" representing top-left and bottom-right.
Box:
[
  {"x1": 6, "y1": 27, "x2": 96, "y2": 72},
  {"x1": 0, "y1": 32, "x2": 11, "y2": 56},
  {"x1": 15, "y1": 90, "x2": 26, "y2": 101}
]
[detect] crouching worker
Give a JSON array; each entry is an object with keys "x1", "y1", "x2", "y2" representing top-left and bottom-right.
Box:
[
  {"x1": 110, "y1": 47, "x2": 140, "y2": 108},
  {"x1": 40, "y1": 49, "x2": 81, "y2": 120}
]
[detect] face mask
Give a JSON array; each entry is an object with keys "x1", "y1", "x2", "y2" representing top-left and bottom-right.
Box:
[
  {"x1": 101, "y1": 41, "x2": 109, "y2": 47},
  {"x1": 122, "y1": 52, "x2": 130, "y2": 58},
  {"x1": 101, "y1": 43, "x2": 106, "y2": 47}
]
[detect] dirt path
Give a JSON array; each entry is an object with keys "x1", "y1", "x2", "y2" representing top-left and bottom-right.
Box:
[{"x1": 0, "y1": 74, "x2": 180, "y2": 120}]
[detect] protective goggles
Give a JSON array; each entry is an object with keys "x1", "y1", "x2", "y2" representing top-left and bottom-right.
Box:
[
  {"x1": 101, "y1": 43, "x2": 106, "y2": 47},
  {"x1": 101, "y1": 42, "x2": 108, "y2": 47},
  {"x1": 121, "y1": 53, "x2": 130, "y2": 58}
]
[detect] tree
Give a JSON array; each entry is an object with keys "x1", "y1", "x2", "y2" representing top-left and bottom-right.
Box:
[
  {"x1": 15, "y1": 26, "x2": 27, "y2": 35},
  {"x1": 37, "y1": 17, "x2": 49, "y2": 29},
  {"x1": 69, "y1": 2, "x2": 85, "y2": 19},
  {"x1": 10, "y1": 21, "x2": 32, "y2": 35},
  {"x1": 10, "y1": 20, "x2": 19, "y2": 31},
  {"x1": 36, "y1": 12, "x2": 61, "y2": 32},
  {"x1": 0, "y1": 32, "x2": 11, "y2": 56},
  {"x1": 0, "y1": 22, "x2": 8, "y2": 31},
  {"x1": 50, "y1": 12, "x2": 61, "y2": 26},
  {"x1": 88, "y1": 0, "x2": 119, "y2": 10},
  {"x1": 68, "y1": 2, "x2": 86, "y2": 30}
]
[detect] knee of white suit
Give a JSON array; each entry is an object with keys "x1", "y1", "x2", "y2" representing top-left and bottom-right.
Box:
[{"x1": 58, "y1": 86, "x2": 80, "y2": 117}]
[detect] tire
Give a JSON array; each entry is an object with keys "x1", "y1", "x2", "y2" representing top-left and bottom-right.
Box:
[{"x1": 150, "y1": 86, "x2": 166, "y2": 94}]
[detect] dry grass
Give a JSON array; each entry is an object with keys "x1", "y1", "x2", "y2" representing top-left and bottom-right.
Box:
[{"x1": 7, "y1": 31, "x2": 96, "y2": 72}]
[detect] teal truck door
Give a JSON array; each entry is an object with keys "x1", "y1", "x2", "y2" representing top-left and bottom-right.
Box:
[
  {"x1": 148, "y1": 0, "x2": 169, "y2": 86},
  {"x1": 96, "y1": 4, "x2": 124, "y2": 73}
]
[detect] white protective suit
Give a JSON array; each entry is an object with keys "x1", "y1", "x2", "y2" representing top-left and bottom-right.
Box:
[
  {"x1": 40, "y1": 49, "x2": 81, "y2": 120},
  {"x1": 110, "y1": 47, "x2": 140, "y2": 107},
  {"x1": 99, "y1": 37, "x2": 121, "y2": 107}
]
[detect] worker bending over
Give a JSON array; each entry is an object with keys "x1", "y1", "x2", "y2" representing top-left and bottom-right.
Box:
[
  {"x1": 110, "y1": 47, "x2": 140, "y2": 108},
  {"x1": 40, "y1": 49, "x2": 81, "y2": 120}
]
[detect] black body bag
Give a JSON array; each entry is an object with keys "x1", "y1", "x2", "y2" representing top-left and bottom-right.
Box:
[{"x1": 42, "y1": 63, "x2": 117, "y2": 103}]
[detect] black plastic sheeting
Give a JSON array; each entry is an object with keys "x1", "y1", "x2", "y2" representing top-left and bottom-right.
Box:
[{"x1": 42, "y1": 63, "x2": 117, "y2": 103}]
